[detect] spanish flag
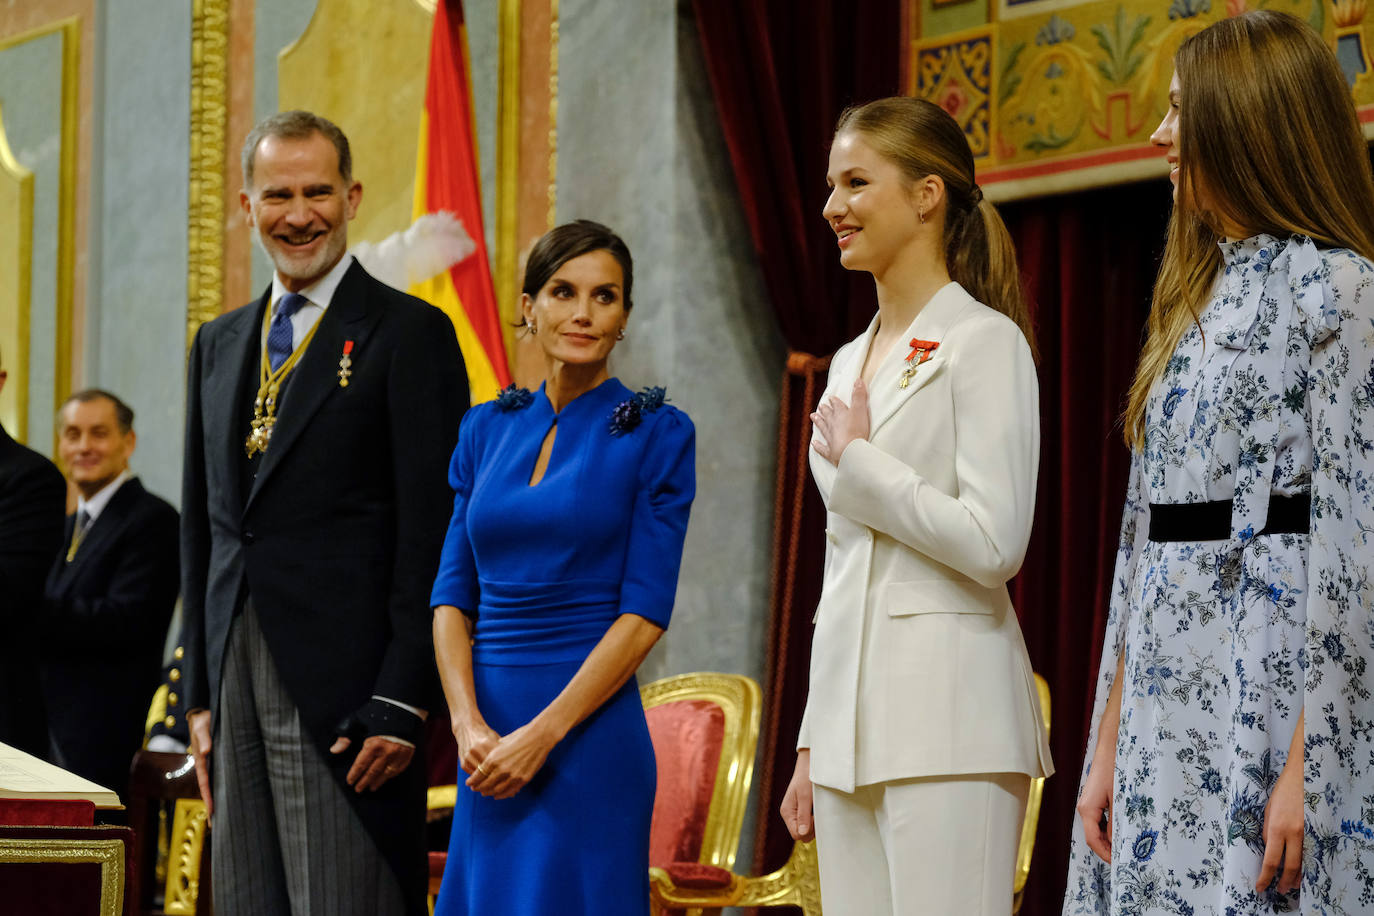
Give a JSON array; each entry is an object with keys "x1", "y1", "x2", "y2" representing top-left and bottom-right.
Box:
[{"x1": 411, "y1": 0, "x2": 510, "y2": 402}]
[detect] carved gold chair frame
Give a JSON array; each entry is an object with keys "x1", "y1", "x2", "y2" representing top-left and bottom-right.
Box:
[
  {"x1": 651, "y1": 672, "x2": 1052, "y2": 916},
  {"x1": 640, "y1": 670, "x2": 761, "y2": 873},
  {"x1": 643, "y1": 671, "x2": 824, "y2": 916},
  {"x1": 1013, "y1": 672, "x2": 1053, "y2": 913}
]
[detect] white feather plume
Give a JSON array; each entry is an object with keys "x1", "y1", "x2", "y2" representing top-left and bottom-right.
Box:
[{"x1": 350, "y1": 211, "x2": 477, "y2": 291}]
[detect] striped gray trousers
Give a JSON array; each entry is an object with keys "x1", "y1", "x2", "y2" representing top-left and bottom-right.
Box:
[{"x1": 211, "y1": 601, "x2": 408, "y2": 916}]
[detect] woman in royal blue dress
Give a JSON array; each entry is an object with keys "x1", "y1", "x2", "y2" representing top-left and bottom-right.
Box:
[{"x1": 430, "y1": 219, "x2": 695, "y2": 915}]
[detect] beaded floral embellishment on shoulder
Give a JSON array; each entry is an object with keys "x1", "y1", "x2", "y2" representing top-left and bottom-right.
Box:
[
  {"x1": 495, "y1": 384, "x2": 534, "y2": 412},
  {"x1": 609, "y1": 386, "x2": 669, "y2": 436}
]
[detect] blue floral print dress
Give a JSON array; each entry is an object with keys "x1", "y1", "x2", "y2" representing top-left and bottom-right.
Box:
[{"x1": 1064, "y1": 235, "x2": 1374, "y2": 915}]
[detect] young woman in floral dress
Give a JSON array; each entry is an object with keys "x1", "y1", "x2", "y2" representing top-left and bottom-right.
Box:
[{"x1": 1065, "y1": 11, "x2": 1374, "y2": 915}]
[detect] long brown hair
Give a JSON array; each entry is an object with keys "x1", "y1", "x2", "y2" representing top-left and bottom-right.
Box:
[
  {"x1": 836, "y1": 97, "x2": 1037, "y2": 360},
  {"x1": 1124, "y1": 10, "x2": 1374, "y2": 448}
]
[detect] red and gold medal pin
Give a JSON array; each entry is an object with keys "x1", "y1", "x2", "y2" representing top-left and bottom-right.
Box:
[
  {"x1": 897, "y1": 338, "x2": 939, "y2": 389},
  {"x1": 338, "y1": 340, "x2": 354, "y2": 388}
]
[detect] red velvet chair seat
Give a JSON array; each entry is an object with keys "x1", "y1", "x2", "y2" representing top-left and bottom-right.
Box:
[{"x1": 661, "y1": 860, "x2": 733, "y2": 889}]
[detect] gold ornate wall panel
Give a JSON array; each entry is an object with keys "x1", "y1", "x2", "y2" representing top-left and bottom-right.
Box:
[
  {"x1": 0, "y1": 18, "x2": 78, "y2": 448},
  {"x1": 189, "y1": 0, "x2": 228, "y2": 348},
  {"x1": 277, "y1": 0, "x2": 434, "y2": 248},
  {"x1": 0, "y1": 100, "x2": 34, "y2": 442},
  {"x1": 907, "y1": 0, "x2": 1366, "y2": 199}
]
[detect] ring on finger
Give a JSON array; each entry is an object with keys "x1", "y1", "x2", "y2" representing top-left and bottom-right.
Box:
[{"x1": 477, "y1": 762, "x2": 490, "y2": 775}]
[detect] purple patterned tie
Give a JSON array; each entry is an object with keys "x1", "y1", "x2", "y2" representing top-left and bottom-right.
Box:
[{"x1": 267, "y1": 293, "x2": 308, "y2": 372}]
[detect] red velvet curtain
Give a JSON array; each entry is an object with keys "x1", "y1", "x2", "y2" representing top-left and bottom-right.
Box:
[
  {"x1": 692, "y1": 5, "x2": 1173, "y2": 915},
  {"x1": 690, "y1": 0, "x2": 901, "y2": 890},
  {"x1": 999, "y1": 182, "x2": 1170, "y2": 914}
]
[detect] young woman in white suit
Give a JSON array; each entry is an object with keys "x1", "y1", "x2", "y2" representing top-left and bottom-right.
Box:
[{"x1": 779, "y1": 96, "x2": 1053, "y2": 916}]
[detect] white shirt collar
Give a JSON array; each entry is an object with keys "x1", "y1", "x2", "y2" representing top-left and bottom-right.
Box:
[
  {"x1": 270, "y1": 252, "x2": 355, "y2": 312},
  {"x1": 78, "y1": 469, "x2": 133, "y2": 522}
]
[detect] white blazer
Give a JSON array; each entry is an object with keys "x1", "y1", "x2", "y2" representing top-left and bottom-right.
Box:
[{"x1": 798, "y1": 282, "x2": 1054, "y2": 793}]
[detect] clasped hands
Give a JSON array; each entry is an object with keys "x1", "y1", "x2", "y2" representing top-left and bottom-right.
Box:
[
  {"x1": 811, "y1": 379, "x2": 871, "y2": 466},
  {"x1": 455, "y1": 716, "x2": 557, "y2": 800}
]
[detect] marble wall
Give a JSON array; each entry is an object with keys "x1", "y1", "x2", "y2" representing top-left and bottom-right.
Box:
[
  {"x1": 549, "y1": 0, "x2": 784, "y2": 868},
  {"x1": 87, "y1": 0, "x2": 190, "y2": 507},
  {"x1": 0, "y1": 1, "x2": 190, "y2": 503},
  {"x1": 0, "y1": 28, "x2": 62, "y2": 448}
]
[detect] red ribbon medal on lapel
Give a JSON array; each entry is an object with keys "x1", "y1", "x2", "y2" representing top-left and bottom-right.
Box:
[
  {"x1": 898, "y1": 339, "x2": 940, "y2": 390},
  {"x1": 338, "y1": 340, "x2": 354, "y2": 388},
  {"x1": 906, "y1": 338, "x2": 939, "y2": 364}
]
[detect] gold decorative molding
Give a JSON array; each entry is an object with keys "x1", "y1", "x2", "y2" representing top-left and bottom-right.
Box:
[
  {"x1": 648, "y1": 839, "x2": 823, "y2": 914},
  {"x1": 0, "y1": 836, "x2": 126, "y2": 916},
  {"x1": 547, "y1": 0, "x2": 559, "y2": 231},
  {"x1": 0, "y1": 17, "x2": 79, "y2": 452},
  {"x1": 0, "y1": 99, "x2": 34, "y2": 444},
  {"x1": 495, "y1": 0, "x2": 522, "y2": 320},
  {"x1": 162, "y1": 798, "x2": 209, "y2": 915},
  {"x1": 54, "y1": 17, "x2": 77, "y2": 430},
  {"x1": 188, "y1": 0, "x2": 228, "y2": 348}
]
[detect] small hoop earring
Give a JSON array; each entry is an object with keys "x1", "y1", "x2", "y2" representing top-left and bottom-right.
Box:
[
  {"x1": 616, "y1": 328, "x2": 626, "y2": 341},
  {"x1": 918, "y1": 209, "x2": 925, "y2": 224}
]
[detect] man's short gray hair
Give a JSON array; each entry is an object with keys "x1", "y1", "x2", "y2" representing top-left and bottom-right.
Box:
[{"x1": 241, "y1": 110, "x2": 352, "y2": 189}]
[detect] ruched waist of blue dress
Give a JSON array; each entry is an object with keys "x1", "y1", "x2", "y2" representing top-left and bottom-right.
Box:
[{"x1": 471, "y1": 577, "x2": 622, "y2": 665}]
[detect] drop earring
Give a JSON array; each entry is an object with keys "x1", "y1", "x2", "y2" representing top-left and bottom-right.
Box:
[
  {"x1": 528, "y1": 321, "x2": 538, "y2": 336},
  {"x1": 616, "y1": 328, "x2": 626, "y2": 341}
]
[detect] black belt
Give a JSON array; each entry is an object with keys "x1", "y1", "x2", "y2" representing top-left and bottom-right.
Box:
[{"x1": 1148, "y1": 494, "x2": 1311, "y2": 542}]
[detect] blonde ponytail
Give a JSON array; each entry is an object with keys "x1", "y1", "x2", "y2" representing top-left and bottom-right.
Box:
[{"x1": 836, "y1": 98, "x2": 1037, "y2": 360}]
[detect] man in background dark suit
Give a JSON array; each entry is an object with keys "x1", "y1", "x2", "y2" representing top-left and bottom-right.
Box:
[
  {"x1": 182, "y1": 110, "x2": 467, "y2": 916},
  {"x1": 40, "y1": 389, "x2": 179, "y2": 796},
  {"x1": 0, "y1": 346, "x2": 66, "y2": 755}
]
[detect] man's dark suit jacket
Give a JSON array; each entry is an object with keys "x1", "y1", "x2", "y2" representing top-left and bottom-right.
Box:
[
  {"x1": 0, "y1": 424, "x2": 66, "y2": 754},
  {"x1": 40, "y1": 477, "x2": 179, "y2": 795},
  {"x1": 181, "y1": 260, "x2": 467, "y2": 909}
]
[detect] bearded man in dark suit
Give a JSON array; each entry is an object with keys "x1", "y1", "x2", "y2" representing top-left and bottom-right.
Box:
[
  {"x1": 181, "y1": 110, "x2": 467, "y2": 916},
  {"x1": 41, "y1": 389, "x2": 179, "y2": 798},
  {"x1": 0, "y1": 348, "x2": 66, "y2": 755}
]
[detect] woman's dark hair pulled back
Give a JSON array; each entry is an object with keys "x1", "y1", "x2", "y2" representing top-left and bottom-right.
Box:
[{"x1": 521, "y1": 220, "x2": 634, "y2": 317}]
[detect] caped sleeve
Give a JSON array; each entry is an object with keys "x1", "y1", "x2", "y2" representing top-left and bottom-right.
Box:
[
  {"x1": 617, "y1": 407, "x2": 696, "y2": 630},
  {"x1": 1299, "y1": 250, "x2": 1374, "y2": 900},
  {"x1": 1074, "y1": 447, "x2": 1149, "y2": 765},
  {"x1": 430, "y1": 406, "x2": 485, "y2": 615}
]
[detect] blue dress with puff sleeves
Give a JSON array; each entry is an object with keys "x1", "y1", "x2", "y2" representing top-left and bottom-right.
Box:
[{"x1": 431, "y1": 377, "x2": 695, "y2": 916}]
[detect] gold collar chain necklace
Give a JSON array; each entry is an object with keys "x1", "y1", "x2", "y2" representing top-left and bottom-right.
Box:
[{"x1": 245, "y1": 300, "x2": 324, "y2": 458}]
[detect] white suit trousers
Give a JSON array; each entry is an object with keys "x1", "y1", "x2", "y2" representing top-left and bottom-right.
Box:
[{"x1": 812, "y1": 772, "x2": 1030, "y2": 916}]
